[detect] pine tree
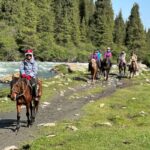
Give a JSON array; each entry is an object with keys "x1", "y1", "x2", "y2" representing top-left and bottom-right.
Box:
[
  {"x1": 126, "y1": 3, "x2": 146, "y2": 56},
  {"x1": 146, "y1": 29, "x2": 150, "y2": 49},
  {"x1": 114, "y1": 10, "x2": 126, "y2": 46},
  {"x1": 16, "y1": 1, "x2": 38, "y2": 52},
  {"x1": 0, "y1": 0, "x2": 24, "y2": 25},
  {"x1": 54, "y1": 0, "x2": 80, "y2": 46},
  {"x1": 35, "y1": 0, "x2": 55, "y2": 60},
  {"x1": 89, "y1": 0, "x2": 114, "y2": 48},
  {"x1": 0, "y1": 21, "x2": 18, "y2": 60},
  {"x1": 79, "y1": 0, "x2": 95, "y2": 42}
]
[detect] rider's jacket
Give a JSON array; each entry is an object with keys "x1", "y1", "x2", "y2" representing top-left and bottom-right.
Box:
[
  {"x1": 131, "y1": 54, "x2": 137, "y2": 62},
  {"x1": 119, "y1": 53, "x2": 126, "y2": 63},
  {"x1": 90, "y1": 53, "x2": 98, "y2": 60},
  {"x1": 97, "y1": 52, "x2": 101, "y2": 61},
  {"x1": 20, "y1": 57, "x2": 38, "y2": 78},
  {"x1": 104, "y1": 51, "x2": 112, "y2": 59}
]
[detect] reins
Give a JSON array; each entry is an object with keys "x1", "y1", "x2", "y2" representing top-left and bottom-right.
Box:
[{"x1": 12, "y1": 78, "x2": 30, "y2": 99}]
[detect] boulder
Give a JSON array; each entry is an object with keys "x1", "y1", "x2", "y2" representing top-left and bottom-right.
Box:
[{"x1": 0, "y1": 72, "x2": 20, "y2": 83}]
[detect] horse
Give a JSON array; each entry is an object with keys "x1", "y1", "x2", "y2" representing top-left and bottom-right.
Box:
[
  {"x1": 128, "y1": 60, "x2": 137, "y2": 78},
  {"x1": 118, "y1": 60, "x2": 126, "y2": 76},
  {"x1": 101, "y1": 57, "x2": 112, "y2": 80},
  {"x1": 89, "y1": 58, "x2": 98, "y2": 82},
  {"x1": 8, "y1": 76, "x2": 42, "y2": 131}
]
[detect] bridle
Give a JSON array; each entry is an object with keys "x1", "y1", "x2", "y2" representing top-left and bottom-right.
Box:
[{"x1": 11, "y1": 78, "x2": 29, "y2": 100}]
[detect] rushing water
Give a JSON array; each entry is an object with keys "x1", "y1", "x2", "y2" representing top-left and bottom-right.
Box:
[{"x1": 0, "y1": 61, "x2": 62, "y2": 89}]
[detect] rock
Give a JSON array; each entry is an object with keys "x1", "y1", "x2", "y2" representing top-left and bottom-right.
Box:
[
  {"x1": 57, "y1": 108, "x2": 62, "y2": 111},
  {"x1": 43, "y1": 102, "x2": 50, "y2": 105},
  {"x1": 0, "y1": 72, "x2": 19, "y2": 83},
  {"x1": 74, "y1": 114, "x2": 80, "y2": 116},
  {"x1": 60, "y1": 91, "x2": 64, "y2": 96},
  {"x1": 67, "y1": 125, "x2": 78, "y2": 131},
  {"x1": 94, "y1": 122, "x2": 112, "y2": 127},
  {"x1": 3, "y1": 145, "x2": 18, "y2": 150},
  {"x1": 99, "y1": 103, "x2": 105, "y2": 108},
  {"x1": 38, "y1": 123, "x2": 56, "y2": 127},
  {"x1": 46, "y1": 134, "x2": 56, "y2": 138},
  {"x1": 89, "y1": 100, "x2": 94, "y2": 103}
]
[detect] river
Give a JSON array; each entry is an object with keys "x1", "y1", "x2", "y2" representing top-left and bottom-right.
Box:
[{"x1": 0, "y1": 61, "x2": 62, "y2": 89}]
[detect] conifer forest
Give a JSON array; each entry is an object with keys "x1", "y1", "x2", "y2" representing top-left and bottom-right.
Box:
[{"x1": 0, "y1": 0, "x2": 149, "y2": 64}]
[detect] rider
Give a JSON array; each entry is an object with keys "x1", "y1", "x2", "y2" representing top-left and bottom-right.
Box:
[
  {"x1": 130, "y1": 51, "x2": 138, "y2": 71},
  {"x1": 20, "y1": 49, "x2": 39, "y2": 101},
  {"x1": 88, "y1": 50, "x2": 98, "y2": 71},
  {"x1": 104, "y1": 47, "x2": 112, "y2": 65},
  {"x1": 118, "y1": 50, "x2": 126, "y2": 65},
  {"x1": 96, "y1": 50, "x2": 102, "y2": 68}
]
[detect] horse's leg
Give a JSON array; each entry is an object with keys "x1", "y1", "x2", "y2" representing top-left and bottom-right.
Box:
[
  {"x1": 34, "y1": 100, "x2": 39, "y2": 114},
  {"x1": 30, "y1": 101, "x2": 35, "y2": 124},
  {"x1": 119, "y1": 67, "x2": 121, "y2": 76},
  {"x1": 93, "y1": 69, "x2": 97, "y2": 82},
  {"x1": 124, "y1": 65, "x2": 126, "y2": 76},
  {"x1": 106, "y1": 70, "x2": 109, "y2": 80},
  {"x1": 26, "y1": 103, "x2": 31, "y2": 127},
  {"x1": 16, "y1": 103, "x2": 22, "y2": 131},
  {"x1": 104, "y1": 70, "x2": 106, "y2": 80}
]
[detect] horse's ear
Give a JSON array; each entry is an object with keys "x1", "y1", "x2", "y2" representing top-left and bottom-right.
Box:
[{"x1": 12, "y1": 74, "x2": 15, "y2": 80}]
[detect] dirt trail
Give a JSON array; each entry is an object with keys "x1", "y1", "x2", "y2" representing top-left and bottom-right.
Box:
[{"x1": 0, "y1": 76, "x2": 131, "y2": 149}]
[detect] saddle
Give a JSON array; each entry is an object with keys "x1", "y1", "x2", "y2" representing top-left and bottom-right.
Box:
[{"x1": 31, "y1": 79, "x2": 42, "y2": 97}]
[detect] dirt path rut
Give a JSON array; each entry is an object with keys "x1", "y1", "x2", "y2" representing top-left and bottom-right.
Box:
[{"x1": 0, "y1": 76, "x2": 131, "y2": 149}]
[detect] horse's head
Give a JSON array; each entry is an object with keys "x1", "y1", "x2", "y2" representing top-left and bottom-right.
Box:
[
  {"x1": 10, "y1": 77, "x2": 25, "y2": 101},
  {"x1": 102, "y1": 57, "x2": 111, "y2": 68},
  {"x1": 91, "y1": 59, "x2": 97, "y2": 68}
]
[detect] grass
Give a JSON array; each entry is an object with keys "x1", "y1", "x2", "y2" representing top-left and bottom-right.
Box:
[
  {"x1": 0, "y1": 70, "x2": 86, "y2": 112},
  {"x1": 0, "y1": 87, "x2": 16, "y2": 112},
  {"x1": 68, "y1": 84, "x2": 103, "y2": 101},
  {"x1": 24, "y1": 71, "x2": 150, "y2": 150}
]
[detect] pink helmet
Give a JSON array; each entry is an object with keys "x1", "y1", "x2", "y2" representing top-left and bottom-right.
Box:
[{"x1": 25, "y1": 49, "x2": 33, "y2": 56}]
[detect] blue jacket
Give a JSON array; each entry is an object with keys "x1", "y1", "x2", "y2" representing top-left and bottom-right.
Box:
[
  {"x1": 97, "y1": 52, "x2": 101, "y2": 61},
  {"x1": 20, "y1": 57, "x2": 38, "y2": 78}
]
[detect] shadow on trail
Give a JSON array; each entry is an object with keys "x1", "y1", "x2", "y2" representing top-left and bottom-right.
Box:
[
  {"x1": 73, "y1": 76, "x2": 88, "y2": 82},
  {"x1": 0, "y1": 119, "x2": 27, "y2": 132}
]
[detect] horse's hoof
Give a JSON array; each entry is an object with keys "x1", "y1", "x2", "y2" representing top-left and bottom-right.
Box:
[
  {"x1": 27, "y1": 124, "x2": 31, "y2": 128},
  {"x1": 15, "y1": 126, "x2": 20, "y2": 133},
  {"x1": 32, "y1": 117, "x2": 35, "y2": 123}
]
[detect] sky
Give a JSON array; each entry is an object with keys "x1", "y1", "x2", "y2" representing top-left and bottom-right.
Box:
[{"x1": 111, "y1": 0, "x2": 150, "y2": 30}]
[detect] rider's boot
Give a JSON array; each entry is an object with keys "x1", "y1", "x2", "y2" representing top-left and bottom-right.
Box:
[{"x1": 32, "y1": 84, "x2": 38, "y2": 101}]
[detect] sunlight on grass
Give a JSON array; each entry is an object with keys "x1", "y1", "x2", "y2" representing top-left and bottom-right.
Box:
[{"x1": 27, "y1": 72, "x2": 150, "y2": 150}]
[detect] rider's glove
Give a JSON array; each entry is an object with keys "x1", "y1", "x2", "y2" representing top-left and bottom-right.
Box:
[
  {"x1": 26, "y1": 75, "x2": 31, "y2": 80},
  {"x1": 21, "y1": 74, "x2": 27, "y2": 78}
]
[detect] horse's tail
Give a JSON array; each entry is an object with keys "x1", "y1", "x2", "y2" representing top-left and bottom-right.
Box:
[{"x1": 38, "y1": 79, "x2": 42, "y2": 97}]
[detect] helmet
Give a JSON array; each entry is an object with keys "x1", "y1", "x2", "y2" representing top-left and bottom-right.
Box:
[
  {"x1": 107, "y1": 47, "x2": 111, "y2": 52},
  {"x1": 25, "y1": 49, "x2": 33, "y2": 56},
  {"x1": 121, "y1": 51, "x2": 125, "y2": 54}
]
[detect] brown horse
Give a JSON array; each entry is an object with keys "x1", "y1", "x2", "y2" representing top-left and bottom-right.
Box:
[
  {"x1": 128, "y1": 60, "x2": 137, "y2": 78},
  {"x1": 9, "y1": 76, "x2": 42, "y2": 131},
  {"x1": 89, "y1": 59, "x2": 98, "y2": 82},
  {"x1": 118, "y1": 60, "x2": 126, "y2": 76},
  {"x1": 101, "y1": 57, "x2": 112, "y2": 80}
]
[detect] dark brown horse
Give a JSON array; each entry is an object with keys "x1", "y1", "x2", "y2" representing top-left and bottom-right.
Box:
[
  {"x1": 9, "y1": 76, "x2": 42, "y2": 131},
  {"x1": 128, "y1": 60, "x2": 137, "y2": 78},
  {"x1": 101, "y1": 57, "x2": 112, "y2": 80},
  {"x1": 89, "y1": 59, "x2": 98, "y2": 82},
  {"x1": 118, "y1": 60, "x2": 126, "y2": 76}
]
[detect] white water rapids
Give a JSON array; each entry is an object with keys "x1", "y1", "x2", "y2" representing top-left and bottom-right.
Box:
[{"x1": 0, "y1": 61, "x2": 62, "y2": 88}]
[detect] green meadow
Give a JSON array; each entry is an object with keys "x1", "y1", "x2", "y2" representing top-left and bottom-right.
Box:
[{"x1": 19, "y1": 71, "x2": 150, "y2": 150}]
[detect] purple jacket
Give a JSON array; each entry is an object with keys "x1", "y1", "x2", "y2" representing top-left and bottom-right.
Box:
[
  {"x1": 91, "y1": 53, "x2": 98, "y2": 60},
  {"x1": 104, "y1": 52, "x2": 112, "y2": 59}
]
